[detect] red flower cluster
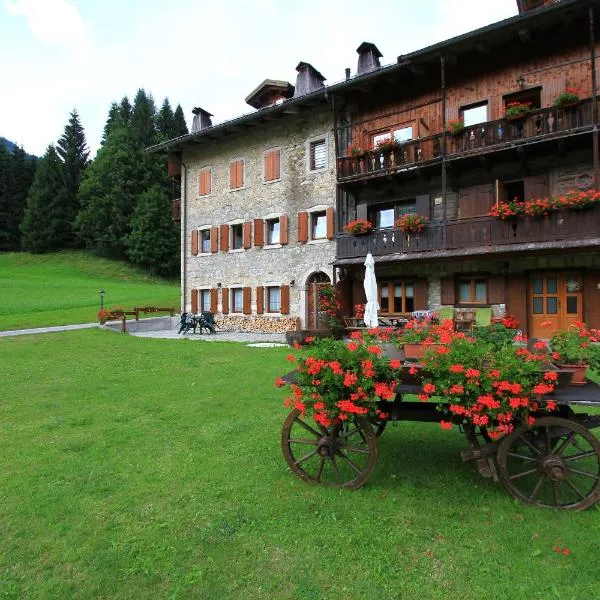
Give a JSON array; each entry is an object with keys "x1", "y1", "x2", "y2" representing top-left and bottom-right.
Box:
[
  {"x1": 396, "y1": 213, "x2": 428, "y2": 234},
  {"x1": 490, "y1": 314, "x2": 519, "y2": 329},
  {"x1": 344, "y1": 219, "x2": 374, "y2": 235}
]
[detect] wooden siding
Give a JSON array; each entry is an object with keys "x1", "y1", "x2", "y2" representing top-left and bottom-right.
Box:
[
  {"x1": 583, "y1": 270, "x2": 600, "y2": 329},
  {"x1": 506, "y1": 274, "x2": 528, "y2": 334}
]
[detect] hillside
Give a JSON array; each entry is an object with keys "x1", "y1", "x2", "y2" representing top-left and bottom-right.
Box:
[
  {"x1": 0, "y1": 251, "x2": 179, "y2": 330},
  {"x1": 0, "y1": 136, "x2": 36, "y2": 159}
]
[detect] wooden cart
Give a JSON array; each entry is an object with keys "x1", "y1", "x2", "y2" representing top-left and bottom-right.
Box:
[{"x1": 281, "y1": 372, "x2": 600, "y2": 511}]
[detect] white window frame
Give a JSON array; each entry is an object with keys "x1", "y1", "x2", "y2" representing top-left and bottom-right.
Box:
[
  {"x1": 230, "y1": 286, "x2": 244, "y2": 314},
  {"x1": 461, "y1": 101, "x2": 488, "y2": 127},
  {"x1": 264, "y1": 284, "x2": 281, "y2": 314},
  {"x1": 306, "y1": 204, "x2": 330, "y2": 244},
  {"x1": 306, "y1": 134, "x2": 329, "y2": 173},
  {"x1": 262, "y1": 146, "x2": 282, "y2": 184},
  {"x1": 198, "y1": 226, "x2": 212, "y2": 255},
  {"x1": 228, "y1": 157, "x2": 246, "y2": 191},
  {"x1": 229, "y1": 219, "x2": 245, "y2": 253},
  {"x1": 199, "y1": 288, "x2": 211, "y2": 312}
]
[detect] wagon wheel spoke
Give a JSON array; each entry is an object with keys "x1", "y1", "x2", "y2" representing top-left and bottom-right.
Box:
[
  {"x1": 315, "y1": 457, "x2": 325, "y2": 483},
  {"x1": 507, "y1": 452, "x2": 537, "y2": 462},
  {"x1": 342, "y1": 445, "x2": 371, "y2": 455},
  {"x1": 509, "y1": 467, "x2": 540, "y2": 481},
  {"x1": 288, "y1": 438, "x2": 318, "y2": 446},
  {"x1": 517, "y1": 434, "x2": 543, "y2": 456},
  {"x1": 336, "y1": 450, "x2": 362, "y2": 475},
  {"x1": 294, "y1": 417, "x2": 322, "y2": 438},
  {"x1": 563, "y1": 476, "x2": 587, "y2": 501},
  {"x1": 551, "y1": 480, "x2": 560, "y2": 507},
  {"x1": 330, "y1": 453, "x2": 341, "y2": 484},
  {"x1": 566, "y1": 466, "x2": 600, "y2": 480},
  {"x1": 528, "y1": 474, "x2": 546, "y2": 502},
  {"x1": 294, "y1": 449, "x2": 318, "y2": 466},
  {"x1": 554, "y1": 432, "x2": 574, "y2": 456},
  {"x1": 564, "y1": 451, "x2": 596, "y2": 462},
  {"x1": 545, "y1": 426, "x2": 552, "y2": 454}
]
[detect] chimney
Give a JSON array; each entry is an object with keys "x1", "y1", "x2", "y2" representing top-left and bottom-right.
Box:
[
  {"x1": 293, "y1": 62, "x2": 326, "y2": 97},
  {"x1": 191, "y1": 107, "x2": 213, "y2": 133},
  {"x1": 356, "y1": 42, "x2": 382, "y2": 75},
  {"x1": 345, "y1": 67, "x2": 351, "y2": 80}
]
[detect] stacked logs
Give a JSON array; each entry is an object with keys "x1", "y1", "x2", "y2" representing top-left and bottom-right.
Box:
[{"x1": 214, "y1": 315, "x2": 298, "y2": 333}]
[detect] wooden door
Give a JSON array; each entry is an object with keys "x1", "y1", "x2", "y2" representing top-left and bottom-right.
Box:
[
  {"x1": 529, "y1": 272, "x2": 582, "y2": 338},
  {"x1": 306, "y1": 273, "x2": 331, "y2": 329}
]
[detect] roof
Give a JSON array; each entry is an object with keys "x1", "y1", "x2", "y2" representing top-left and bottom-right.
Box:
[{"x1": 148, "y1": 0, "x2": 591, "y2": 154}]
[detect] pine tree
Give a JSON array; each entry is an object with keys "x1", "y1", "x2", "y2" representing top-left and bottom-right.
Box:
[
  {"x1": 56, "y1": 109, "x2": 89, "y2": 245},
  {"x1": 119, "y1": 96, "x2": 133, "y2": 129},
  {"x1": 173, "y1": 104, "x2": 189, "y2": 136},
  {"x1": 131, "y1": 88, "x2": 157, "y2": 147},
  {"x1": 156, "y1": 98, "x2": 176, "y2": 142},
  {"x1": 21, "y1": 146, "x2": 70, "y2": 253},
  {"x1": 126, "y1": 184, "x2": 179, "y2": 276},
  {"x1": 102, "y1": 102, "x2": 120, "y2": 145},
  {"x1": 0, "y1": 142, "x2": 12, "y2": 250},
  {"x1": 9, "y1": 146, "x2": 36, "y2": 248}
]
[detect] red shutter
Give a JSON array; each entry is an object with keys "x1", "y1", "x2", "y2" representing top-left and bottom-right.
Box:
[
  {"x1": 326, "y1": 207, "x2": 335, "y2": 240},
  {"x1": 254, "y1": 219, "x2": 264, "y2": 246},
  {"x1": 243, "y1": 221, "x2": 252, "y2": 249},
  {"x1": 413, "y1": 279, "x2": 429, "y2": 310},
  {"x1": 191, "y1": 230, "x2": 198, "y2": 255},
  {"x1": 199, "y1": 168, "x2": 211, "y2": 196},
  {"x1": 273, "y1": 149, "x2": 281, "y2": 180},
  {"x1": 256, "y1": 286, "x2": 264, "y2": 314},
  {"x1": 280, "y1": 284, "x2": 290, "y2": 314},
  {"x1": 298, "y1": 211, "x2": 308, "y2": 243},
  {"x1": 264, "y1": 152, "x2": 272, "y2": 181},
  {"x1": 220, "y1": 224, "x2": 230, "y2": 252},
  {"x1": 265, "y1": 149, "x2": 280, "y2": 181},
  {"x1": 221, "y1": 288, "x2": 229, "y2": 314},
  {"x1": 191, "y1": 289, "x2": 198, "y2": 313},
  {"x1": 441, "y1": 277, "x2": 456, "y2": 305},
  {"x1": 210, "y1": 227, "x2": 219, "y2": 253},
  {"x1": 279, "y1": 215, "x2": 288, "y2": 245},
  {"x1": 243, "y1": 287, "x2": 251, "y2": 315},
  {"x1": 210, "y1": 288, "x2": 218, "y2": 313},
  {"x1": 487, "y1": 275, "x2": 506, "y2": 304}
]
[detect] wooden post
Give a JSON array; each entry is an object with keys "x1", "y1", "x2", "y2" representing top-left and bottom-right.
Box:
[
  {"x1": 121, "y1": 314, "x2": 127, "y2": 333},
  {"x1": 440, "y1": 55, "x2": 448, "y2": 249}
]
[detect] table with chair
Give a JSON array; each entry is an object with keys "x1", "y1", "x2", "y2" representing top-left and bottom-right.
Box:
[{"x1": 178, "y1": 312, "x2": 219, "y2": 335}]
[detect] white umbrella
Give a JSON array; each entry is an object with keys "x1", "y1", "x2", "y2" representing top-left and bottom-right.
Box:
[{"x1": 363, "y1": 253, "x2": 379, "y2": 328}]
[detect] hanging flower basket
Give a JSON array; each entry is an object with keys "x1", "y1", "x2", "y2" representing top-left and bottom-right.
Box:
[{"x1": 396, "y1": 213, "x2": 428, "y2": 234}]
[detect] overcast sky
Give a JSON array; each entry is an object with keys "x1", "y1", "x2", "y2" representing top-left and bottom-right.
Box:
[{"x1": 1, "y1": 0, "x2": 518, "y2": 157}]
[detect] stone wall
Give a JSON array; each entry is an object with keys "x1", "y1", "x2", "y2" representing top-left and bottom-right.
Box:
[{"x1": 182, "y1": 107, "x2": 336, "y2": 329}]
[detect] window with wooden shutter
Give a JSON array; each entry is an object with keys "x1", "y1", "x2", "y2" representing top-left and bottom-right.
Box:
[
  {"x1": 231, "y1": 224, "x2": 243, "y2": 250},
  {"x1": 220, "y1": 224, "x2": 230, "y2": 252},
  {"x1": 210, "y1": 227, "x2": 219, "y2": 253},
  {"x1": 298, "y1": 212, "x2": 308, "y2": 243},
  {"x1": 191, "y1": 230, "x2": 199, "y2": 255},
  {"x1": 308, "y1": 139, "x2": 327, "y2": 171},
  {"x1": 254, "y1": 218, "x2": 264, "y2": 246},
  {"x1": 310, "y1": 211, "x2": 326, "y2": 240},
  {"x1": 326, "y1": 207, "x2": 334, "y2": 240},
  {"x1": 266, "y1": 287, "x2": 280, "y2": 312},
  {"x1": 243, "y1": 221, "x2": 252, "y2": 249},
  {"x1": 459, "y1": 184, "x2": 493, "y2": 218},
  {"x1": 221, "y1": 288, "x2": 229, "y2": 314},
  {"x1": 231, "y1": 288, "x2": 243, "y2": 313},
  {"x1": 524, "y1": 174, "x2": 547, "y2": 201},
  {"x1": 198, "y1": 167, "x2": 211, "y2": 196},
  {"x1": 378, "y1": 280, "x2": 420, "y2": 314},
  {"x1": 199, "y1": 289, "x2": 211, "y2": 312},
  {"x1": 441, "y1": 277, "x2": 456, "y2": 305},
  {"x1": 243, "y1": 287, "x2": 251, "y2": 314},
  {"x1": 191, "y1": 289, "x2": 198, "y2": 313},
  {"x1": 200, "y1": 229, "x2": 211, "y2": 253},
  {"x1": 210, "y1": 288, "x2": 218, "y2": 313},
  {"x1": 279, "y1": 215, "x2": 288, "y2": 245},
  {"x1": 229, "y1": 159, "x2": 244, "y2": 190},
  {"x1": 256, "y1": 286, "x2": 264, "y2": 314},
  {"x1": 280, "y1": 284, "x2": 290, "y2": 314},
  {"x1": 264, "y1": 148, "x2": 281, "y2": 182}
]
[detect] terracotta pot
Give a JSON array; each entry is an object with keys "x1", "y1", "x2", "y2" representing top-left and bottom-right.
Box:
[
  {"x1": 555, "y1": 363, "x2": 588, "y2": 386},
  {"x1": 403, "y1": 343, "x2": 441, "y2": 360}
]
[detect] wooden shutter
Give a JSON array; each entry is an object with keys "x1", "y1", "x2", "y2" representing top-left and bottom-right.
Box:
[
  {"x1": 210, "y1": 227, "x2": 219, "y2": 253},
  {"x1": 487, "y1": 275, "x2": 506, "y2": 304},
  {"x1": 524, "y1": 175, "x2": 548, "y2": 201},
  {"x1": 229, "y1": 162, "x2": 237, "y2": 189},
  {"x1": 254, "y1": 218, "x2": 264, "y2": 246},
  {"x1": 199, "y1": 168, "x2": 211, "y2": 196},
  {"x1": 191, "y1": 230, "x2": 199, "y2": 255},
  {"x1": 459, "y1": 184, "x2": 493, "y2": 218},
  {"x1": 583, "y1": 270, "x2": 600, "y2": 329},
  {"x1": 221, "y1": 288, "x2": 229, "y2": 314},
  {"x1": 279, "y1": 215, "x2": 288, "y2": 245},
  {"x1": 191, "y1": 289, "x2": 198, "y2": 313},
  {"x1": 326, "y1": 207, "x2": 335, "y2": 240},
  {"x1": 506, "y1": 274, "x2": 527, "y2": 335},
  {"x1": 210, "y1": 288, "x2": 218, "y2": 313},
  {"x1": 280, "y1": 284, "x2": 290, "y2": 314},
  {"x1": 441, "y1": 276, "x2": 456, "y2": 305},
  {"x1": 265, "y1": 149, "x2": 280, "y2": 181},
  {"x1": 243, "y1": 221, "x2": 252, "y2": 249},
  {"x1": 256, "y1": 286, "x2": 264, "y2": 314},
  {"x1": 356, "y1": 203, "x2": 368, "y2": 221},
  {"x1": 413, "y1": 279, "x2": 429, "y2": 310},
  {"x1": 415, "y1": 195, "x2": 430, "y2": 218},
  {"x1": 298, "y1": 212, "x2": 308, "y2": 243},
  {"x1": 237, "y1": 160, "x2": 244, "y2": 188},
  {"x1": 243, "y1": 287, "x2": 251, "y2": 315},
  {"x1": 220, "y1": 224, "x2": 230, "y2": 252}
]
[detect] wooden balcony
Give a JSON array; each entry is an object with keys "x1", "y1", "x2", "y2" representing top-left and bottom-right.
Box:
[
  {"x1": 337, "y1": 99, "x2": 597, "y2": 183},
  {"x1": 172, "y1": 198, "x2": 181, "y2": 222},
  {"x1": 336, "y1": 205, "x2": 600, "y2": 261}
]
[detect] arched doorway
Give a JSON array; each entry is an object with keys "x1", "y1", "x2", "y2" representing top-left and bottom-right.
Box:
[{"x1": 306, "y1": 271, "x2": 331, "y2": 329}]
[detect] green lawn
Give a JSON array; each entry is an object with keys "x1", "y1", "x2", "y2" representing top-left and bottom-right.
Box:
[
  {"x1": 1, "y1": 330, "x2": 599, "y2": 599},
  {"x1": 0, "y1": 252, "x2": 179, "y2": 330}
]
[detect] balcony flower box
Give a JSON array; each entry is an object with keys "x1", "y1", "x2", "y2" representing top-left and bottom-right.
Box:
[
  {"x1": 504, "y1": 101, "x2": 532, "y2": 121},
  {"x1": 396, "y1": 213, "x2": 428, "y2": 234},
  {"x1": 344, "y1": 219, "x2": 374, "y2": 235},
  {"x1": 446, "y1": 118, "x2": 465, "y2": 136},
  {"x1": 553, "y1": 87, "x2": 580, "y2": 108}
]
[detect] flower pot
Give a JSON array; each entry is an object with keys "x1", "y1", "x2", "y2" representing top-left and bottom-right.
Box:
[{"x1": 555, "y1": 363, "x2": 588, "y2": 386}]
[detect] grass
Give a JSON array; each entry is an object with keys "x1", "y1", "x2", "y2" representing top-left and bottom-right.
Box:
[
  {"x1": 1, "y1": 330, "x2": 599, "y2": 599},
  {"x1": 0, "y1": 252, "x2": 179, "y2": 331}
]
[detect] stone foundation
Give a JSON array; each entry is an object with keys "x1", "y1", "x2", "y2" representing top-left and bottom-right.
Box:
[{"x1": 215, "y1": 314, "x2": 299, "y2": 333}]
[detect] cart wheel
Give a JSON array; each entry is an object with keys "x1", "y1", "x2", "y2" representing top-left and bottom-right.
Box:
[
  {"x1": 281, "y1": 409, "x2": 378, "y2": 489},
  {"x1": 369, "y1": 417, "x2": 387, "y2": 437},
  {"x1": 496, "y1": 416, "x2": 600, "y2": 510}
]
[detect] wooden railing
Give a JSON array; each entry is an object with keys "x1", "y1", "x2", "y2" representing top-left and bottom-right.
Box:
[
  {"x1": 337, "y1": 99, "x2": 596, "y2": 181},
  {"x1": 337, "y1": 205, "x2": 600, "y2": 260}
]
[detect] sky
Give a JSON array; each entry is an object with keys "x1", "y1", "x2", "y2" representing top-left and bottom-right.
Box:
[{"x1": 0, "y1": 0, "x2": 518, "y2": 157}]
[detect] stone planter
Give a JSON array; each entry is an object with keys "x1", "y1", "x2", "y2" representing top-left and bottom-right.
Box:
[{"x1": 555, "y1": 363, "x2": 588, "y2": 386}]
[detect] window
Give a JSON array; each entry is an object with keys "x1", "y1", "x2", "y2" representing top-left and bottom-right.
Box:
[
  {"x1": 311, "y1": 211, "x2": 327, "y2": 239},
  {"x1": 267, "y1": 286, "x2": 280, "y2": 312},
  {"x1": 458, "y1": 278, "x2": 487, "y2": 304},
  {"x1": 504, "y1": 180, "x2": 525, "y2": 203},
  {"x1": 266, "y1": 218, "x2": 280, "y2": 245},
  {"x1": 379, "y1": 281, "x2": 414, "y2": 314},
  {"x1": 229, "y1": 159, "x2": 244, "y2": 190},
  {"x1": 461, "y1": 102, "x2": 488, "y2": 127},
  {"x1": 200, "y1": 289, "x2": 211, "y2": 312},
  {"x1": 200, "y1": 229, "x2": 211, "y2": 253},
  {"x1": 369, "y1": 199, "x2": 417, "y2": 229},
  {"x1": 231, "y1": 288, "x2": 243, "y2": 313},
  {"x1": 198, "y1": 167, "x2": 211, "y2": 196},
  {"x1": 309, "y1": 139, "x2": 327, "y2": 171},
  {"x1": 264, "y1": 148, "x2": 281, "y2": 182},
  {"x1": 231, "y1": 223, "x2": 243, "y2": 250},
  {"x1": 373, "y1": 125, "x2": 413, "y2": 149},
  {"x1": 503, "y1": 87, "x2": 541, "y2": 111}
]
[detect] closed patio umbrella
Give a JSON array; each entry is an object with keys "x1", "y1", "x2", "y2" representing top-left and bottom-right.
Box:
[{"x1": 363, "y1": 253, "x2": 379, "y2": 328}]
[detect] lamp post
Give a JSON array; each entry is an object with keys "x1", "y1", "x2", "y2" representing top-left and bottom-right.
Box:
[{"x1": 99, "y1": 289, "x2": 105, "y2": 311}]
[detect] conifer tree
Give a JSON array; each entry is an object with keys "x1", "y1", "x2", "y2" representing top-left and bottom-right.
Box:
[
  {"x1": 21, "y1": 146, "x2": 70, "y2": 252},
  {"x1": 131, "y1": 88, "x2": 157, "y2": 147},
  {"x1": 156, "y1": 98, "x2": 176, "y2": 142},
  {"x1": 10, "y1": 146, "x2": 36, "y2": 247},
  {"x1": 119, "y1": 96, "x2": 133, "y2": 128},
  {"x1": 101, "y1": 102, "x2": 120, "y2": 145},
  {"x1": 0, "y1": 142, "x2": 12, "y2": 250},
  {"x1": 173, "y1": 104, "x2": 189, "y2": 136}
]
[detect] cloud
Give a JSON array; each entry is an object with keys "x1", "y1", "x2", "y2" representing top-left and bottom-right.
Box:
[{"x1": 5, "y1": 0, "x2": 91, "y2": 61}]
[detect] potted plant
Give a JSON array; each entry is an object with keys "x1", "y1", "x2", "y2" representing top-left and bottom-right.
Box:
[
  {"x1": 446, "y1": 118, "x2": 465, "y2": 136},
  {"x1": 396, "y1": 213, "x2": 428, "y2": 234},
  {"x1": 549, "y1": 322, "x2": 600, "y2": 385},
  {"x1": 317, "y1": 284, "x2": 344, "y2": 335},
  {"x1": 504, "y1": 101, "x2": 532, "y2": 120},
  {"x1": 97, "y1": 309, "x2": 112, "y2": 324},
  {"x1": 375, "y1": 137, "x2": 401, "y2": 154},
  {"x1": 354, "y1": 303, "x2": 366, "y2": 319},
  {"x1": 396, "y1": 317, "x2": 450, "y2": 359},
  {"x1": 553, "y1": 86, "x2": 580, "y2": 108},
  {"x1": 344, "y1": 219, "x2": 374, "y2": 235},
  {"x1": 347, "y1": 145, "x2": 364, "y2": 157}
]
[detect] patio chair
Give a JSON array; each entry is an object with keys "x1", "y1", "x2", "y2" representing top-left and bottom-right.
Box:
[
  {"x1": 198, "y1": 311, "x2": 218, "y2": 334},
  {"x1": 178, "y1": 312, "x2": 197, "y2": 334}
]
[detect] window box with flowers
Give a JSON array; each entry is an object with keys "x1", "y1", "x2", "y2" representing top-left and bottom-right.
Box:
[
  {"x1": 549, "y1": 322, "x2": 600, "y2": 385},
  {"x1": 396, "y1": 316, "x2": 447, "y2": 359},
  {"x1": 504, "y1": 101, "x2": 532, "y2": 121},
  {"x1": 395, "y1": 213, "x2": 428, "y2": 234},
  {"x1": 375, "y1": 138, "x2": 401, "y2": 154},
  {"x1": 446, "y1": 118, "x2": 465, "y2": 136},
  {"x1": 344, "y1": 219, "x2": 374, "y2": 235},
  {"x1": 552, "y1": 86, "x2": 580, "y2": 108}
]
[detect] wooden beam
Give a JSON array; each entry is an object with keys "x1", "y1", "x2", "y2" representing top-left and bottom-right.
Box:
[
  {"x1": 516, "y1": 146, "x2": 529, "y2": 172},
  {"x1": 518, "y1": 28, "x2": 530, "y2": 43},
  {"x1": 408, "y1": 63, "x2": 425, "y2": 75},
  {"x1": 476, "y1": 43, "x2": 490, "y2": 54}
]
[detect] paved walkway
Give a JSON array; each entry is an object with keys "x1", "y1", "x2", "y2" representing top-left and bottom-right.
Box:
[{"x1": 0, "y1": 322, "x2": 99, "y2": 337}]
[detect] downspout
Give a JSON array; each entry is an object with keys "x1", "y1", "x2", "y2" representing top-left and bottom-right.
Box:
[{"x1": 180, "y1": 159, "x2": 188, "y2": 313}]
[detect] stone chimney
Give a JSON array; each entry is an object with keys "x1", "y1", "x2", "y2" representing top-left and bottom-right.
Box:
[
  {"x1": 293, "y1": 62, "x2": 326, "y2": 97},
  {"x1": 356, "y1": 42, "x2": 382, "y2": 75},
  {"x1": 191, "y1": 107, "x2": 213, "y2": 133}
]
